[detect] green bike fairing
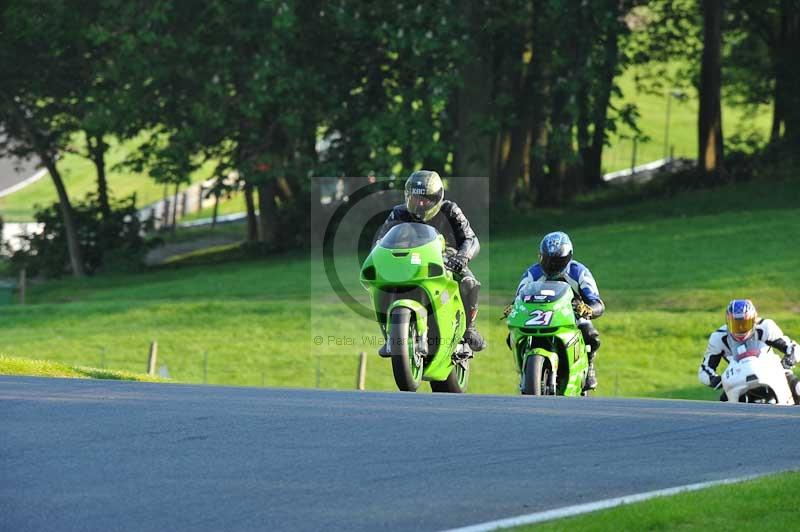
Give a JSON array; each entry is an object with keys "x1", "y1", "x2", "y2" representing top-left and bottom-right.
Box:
[
  {"x1": 507, "y1": 280, "x2": 589, "y2": 396},
  {"x1": 360, "y1": 222, "x2": 466, "y2": 382}
]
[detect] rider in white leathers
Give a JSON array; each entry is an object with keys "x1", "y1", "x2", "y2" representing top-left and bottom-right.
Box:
[{"x1": 698, "y1": 299, "x2": 800, "y2": 402}]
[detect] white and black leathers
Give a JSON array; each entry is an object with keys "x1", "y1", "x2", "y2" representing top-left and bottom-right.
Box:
[{"x1": 699, "y1": 318, "x2": 798, "y2": 387}]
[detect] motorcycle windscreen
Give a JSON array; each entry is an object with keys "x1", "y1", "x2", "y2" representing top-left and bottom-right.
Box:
[
  {"x1": 378, "y1": 223, "x2": 438, "y2": 249},
  {"x1": 517, "y1": 280, "x2": 571, "y2": 303}
]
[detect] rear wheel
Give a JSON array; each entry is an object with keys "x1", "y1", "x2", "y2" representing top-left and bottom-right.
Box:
[
  {"x1": 521, "y1": 355, "x2": 552, "y2": 396},
  {"x1": 431, "y1": 358, "x2": 470, "y2": 393},
  {"x1": 390, "y1": 307, "x2": 423, "y2": 392}
]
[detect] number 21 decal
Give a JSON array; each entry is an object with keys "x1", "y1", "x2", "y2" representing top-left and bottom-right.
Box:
[{"x1": 525, "y1": 310, "x2": 553, "y2": 326}]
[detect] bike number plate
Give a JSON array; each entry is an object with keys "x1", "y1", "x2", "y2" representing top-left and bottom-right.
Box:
[{"x1": 525, "y1": 310, "x2": 553, "y2": 326}]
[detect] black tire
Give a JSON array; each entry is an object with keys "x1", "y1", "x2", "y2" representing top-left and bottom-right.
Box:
[
  {"x1": 430, "y1": 359, "x2": 470, "y2": 393},
  {"x1": 389, "y1": 307, "x2": 423, "y2": 392},
  {"x1": 521, "y1": 355, "x2": 551, "y2": 396}
]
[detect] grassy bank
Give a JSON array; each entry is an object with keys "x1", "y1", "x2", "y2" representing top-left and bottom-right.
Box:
[
  {"x1": 521, "y1": 470, "x2": 800, "y2": 531},
  {"x1": 0, "y1": 355, "x2": 164, "y2": 382},
  {"x1": 1, "y1": 178, "x2": 797, "y2": 396}
]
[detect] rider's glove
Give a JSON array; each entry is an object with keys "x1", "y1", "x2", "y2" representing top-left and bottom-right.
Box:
[
  {"x1": 500, "y1": 303, "x2": 514, "y2": 320},
  {"x1": 445, "y1": 254, "x2": 468, "y2": 274},
  {"x1": 572, "y1": 299, "x2": 593, "y2": 319},
  {"x1": 709, "y1": 375, "x2": 722, "y2": 389}
]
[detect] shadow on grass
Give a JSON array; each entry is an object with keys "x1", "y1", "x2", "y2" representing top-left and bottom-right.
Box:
[
  {"x1": 74, "y1": 368, "x2": 130, "y2": 380},
  {"x1": 651, "y1": 386, "x2": 722, "y2": 402}
]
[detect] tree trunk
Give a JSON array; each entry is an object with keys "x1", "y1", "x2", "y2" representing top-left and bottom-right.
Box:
[
  {"x1": 780, "y1": 2, "x2": 800, "y2": 147},
  {"x1": 771, "y1": 66, "x2": 784, "y2": 143},
  {"x1": 211, "y1": 194, "x2": 219, "y2": 229},
  {"x1": 698, "y1": 0, "x2": 725, "y2": 178},
  {"x1": 3, "y1": 98, "x2": 85, "y2": 277},
  {"x1": 243, "y1": 181, "x2": 258, "y2": 243},
  {"x1": 585, "y1": 15, "x2": 620, "y2": 188},
  {"x1": 452, "y1": 3, "x2": 493, "y2": 180},
  {"x1": 88, "y1": 133, "x2": 111, "y2": 222},
  {"x1": 498, "y1": 58, "x2": 535, "y2": 206},
  {"x1": 43, "y1": 156, "x2": 86, "y2": 277},
  {"x1": 257, "y1": 180, "x2": 278, "y2": 245},
  {"x1": 170, "y1": 183, "x2": 179, "y2": 235}
]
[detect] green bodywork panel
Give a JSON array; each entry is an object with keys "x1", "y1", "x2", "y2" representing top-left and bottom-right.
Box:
[
  {"x1": 507, "y1": 280, "x2": 589, "y2": 396},
  {"x1": 361, "y1": 226, "x2": 465, "y2": 382}
]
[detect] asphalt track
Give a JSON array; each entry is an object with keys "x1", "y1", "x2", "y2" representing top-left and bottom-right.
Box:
[
  {"x1": 2, "y1": 376, "x2": 800, "y2": 532},
  {"x1": 0, "y1": 155, "x2": 39, "y2": 193}
]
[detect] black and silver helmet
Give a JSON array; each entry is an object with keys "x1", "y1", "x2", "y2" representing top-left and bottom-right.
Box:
[
  {"x1": 539, "y1": 231, "x2": 573, "y2": 278},
  {"x1": 404, "y1": 170, "x2": 444, "y2": 222}
]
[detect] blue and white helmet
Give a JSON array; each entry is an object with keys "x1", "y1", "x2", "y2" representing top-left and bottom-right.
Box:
[
  {"x1": 539, "y1": 231, "x2": 573, "y2": 278},
  {"x1": 726, "y1": 299, "x2": 757, "y2": 342}
]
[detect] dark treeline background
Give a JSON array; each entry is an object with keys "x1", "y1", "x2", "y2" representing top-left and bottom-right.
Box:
[{"x1": 1, "y1": 0, "x2": 798, "y2": 276}]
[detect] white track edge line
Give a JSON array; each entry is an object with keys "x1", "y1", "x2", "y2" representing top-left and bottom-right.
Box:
[
  {"x1": 0, "y1": 168, "x2": 48, "y2": 198},
  {"x1": 443, "y1": 470, "x2": 793, "y2": 532}
]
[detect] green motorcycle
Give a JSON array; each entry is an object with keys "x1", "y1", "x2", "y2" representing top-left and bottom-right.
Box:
[
  {"x1": 360, "y1": 222, "x2": 472, "y2": 393},
  {"x1": 506, "y1": 280, "x2": 590, "y2": 396}
]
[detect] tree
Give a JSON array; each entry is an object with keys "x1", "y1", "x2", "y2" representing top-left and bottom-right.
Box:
[
  {"x1": 0, "y1": 1, "x2": 87, "y2": 276},
  {"x1": 699, "y1": 0, "x2": 725, "y2": 177}
]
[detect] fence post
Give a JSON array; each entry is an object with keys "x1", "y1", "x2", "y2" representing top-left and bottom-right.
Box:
[
  {"x1": 631, "y1": 137, "x2": 638, "y2": 175},
  {"x1": 18, "y1": 267, "x2": 26, "y2": 306},
  {"x1": 147, "y1": 341, "x2": 158, "y2": 375},
  {"x1": 356, "y1": 351, "x2": 367, "y2": 390}
]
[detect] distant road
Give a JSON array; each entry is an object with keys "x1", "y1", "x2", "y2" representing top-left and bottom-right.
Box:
[
  {"x1": 2, "y1": 377, "x2": 799, "y2": 531},
  {"x1": 0, "y1": 155, "x2": 41, "y2": 196}
]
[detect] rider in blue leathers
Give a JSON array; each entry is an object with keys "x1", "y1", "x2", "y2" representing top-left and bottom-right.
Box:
[{"x1": 515, "y1": 231, "x2": 604, "y2": 390}]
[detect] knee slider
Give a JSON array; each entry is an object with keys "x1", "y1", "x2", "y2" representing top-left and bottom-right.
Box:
[{"x1": 461, "y1": 276, "x2": 479, "y2": 291}]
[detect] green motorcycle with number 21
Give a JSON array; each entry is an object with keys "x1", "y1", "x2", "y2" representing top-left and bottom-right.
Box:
[
  {"x1": 360, "y1": 222, "x2": 472, "y2": 393},
  {"x1": 507, "y1": 280, "x2": 590, "y2": 396}
]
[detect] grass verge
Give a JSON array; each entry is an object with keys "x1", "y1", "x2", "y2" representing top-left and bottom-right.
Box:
[
  {"x1": 516, "y1": 470, "x2": 800, "y2": 531},
  {"x1": 0, "y1": 178, "x2": 797, "y2": 394},
  {"x1": 0, "y1": 355, "x2": 165, "y2": 382}
]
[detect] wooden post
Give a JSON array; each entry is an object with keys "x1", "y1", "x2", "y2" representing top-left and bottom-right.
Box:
[
  {"x1": 18, "y1": 267, "x2": 26, "y2": 306},
  {"x1": 357, "y1": 351, "x2": 367, "y2": 390},
  {"x1": 147, "y1": 341, "x2": 158, "y2": 375}
]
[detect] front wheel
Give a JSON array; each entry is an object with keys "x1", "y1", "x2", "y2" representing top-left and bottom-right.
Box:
[
  {"x1": 389, "y1": 307, "x2": 423, "y2": 391},
  {"x1": 521, "y1": 355, "x2": 552, "y2": 396},
  {"x1": 431, "y1": 358, "x2": 469, "y2": 393}
]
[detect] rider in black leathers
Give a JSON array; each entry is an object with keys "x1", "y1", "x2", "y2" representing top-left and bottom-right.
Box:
[{"x1": 375, "y1": 170, "x2": 486, "y2": 352}]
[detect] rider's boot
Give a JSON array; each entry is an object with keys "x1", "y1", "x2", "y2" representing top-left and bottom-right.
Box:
[
  {"x1": 464, "y1": 324, "x2": 486, "y2": 352},
  {"x1": 461, "y1": 277, "x2": 485, "y2": 352},
  {"x1": 581, "y1": 325, "x2": 600, "y2": 391},
  {"x1": 786, "y1": 372, "x2": 800, "y2": 404},
  {"x1": 584, "y1": 350, "x2": 599, "y2": 391},
  {"x1": 378, "y1": 325, "x2": 391, "y2": 358},
  {"x1": 585, "y1": 360, "x2": 598, "y2": 390}
]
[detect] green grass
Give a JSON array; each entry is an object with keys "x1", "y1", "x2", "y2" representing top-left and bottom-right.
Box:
[
  {"x1": 1, "y1": 178, "x2": 798, "y2": 394},
  {"x1": 0, "y1": 355, "x2": 164, "y2": 382},
  {"x1": 602, "y1": 63, "x2": 772, "y2": 172},
  {"x1": 517, "y1": 470, "x2": 800, "y2": 531},
  {"x1": 0, "y1": 135, "x2": 215, "y2": 221}
]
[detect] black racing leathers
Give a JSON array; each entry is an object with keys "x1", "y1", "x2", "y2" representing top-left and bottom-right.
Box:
[
  {"x1": 375, "y1": 201, "x2": 482, "y2": 335},
  {"x1": 375, "y1": 201, "x2": 480, "y2": 261}
]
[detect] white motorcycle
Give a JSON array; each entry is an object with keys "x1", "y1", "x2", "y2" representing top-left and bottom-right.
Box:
[{"x1": 721, "y1": 344, "x2": 797, "y2": 405}]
